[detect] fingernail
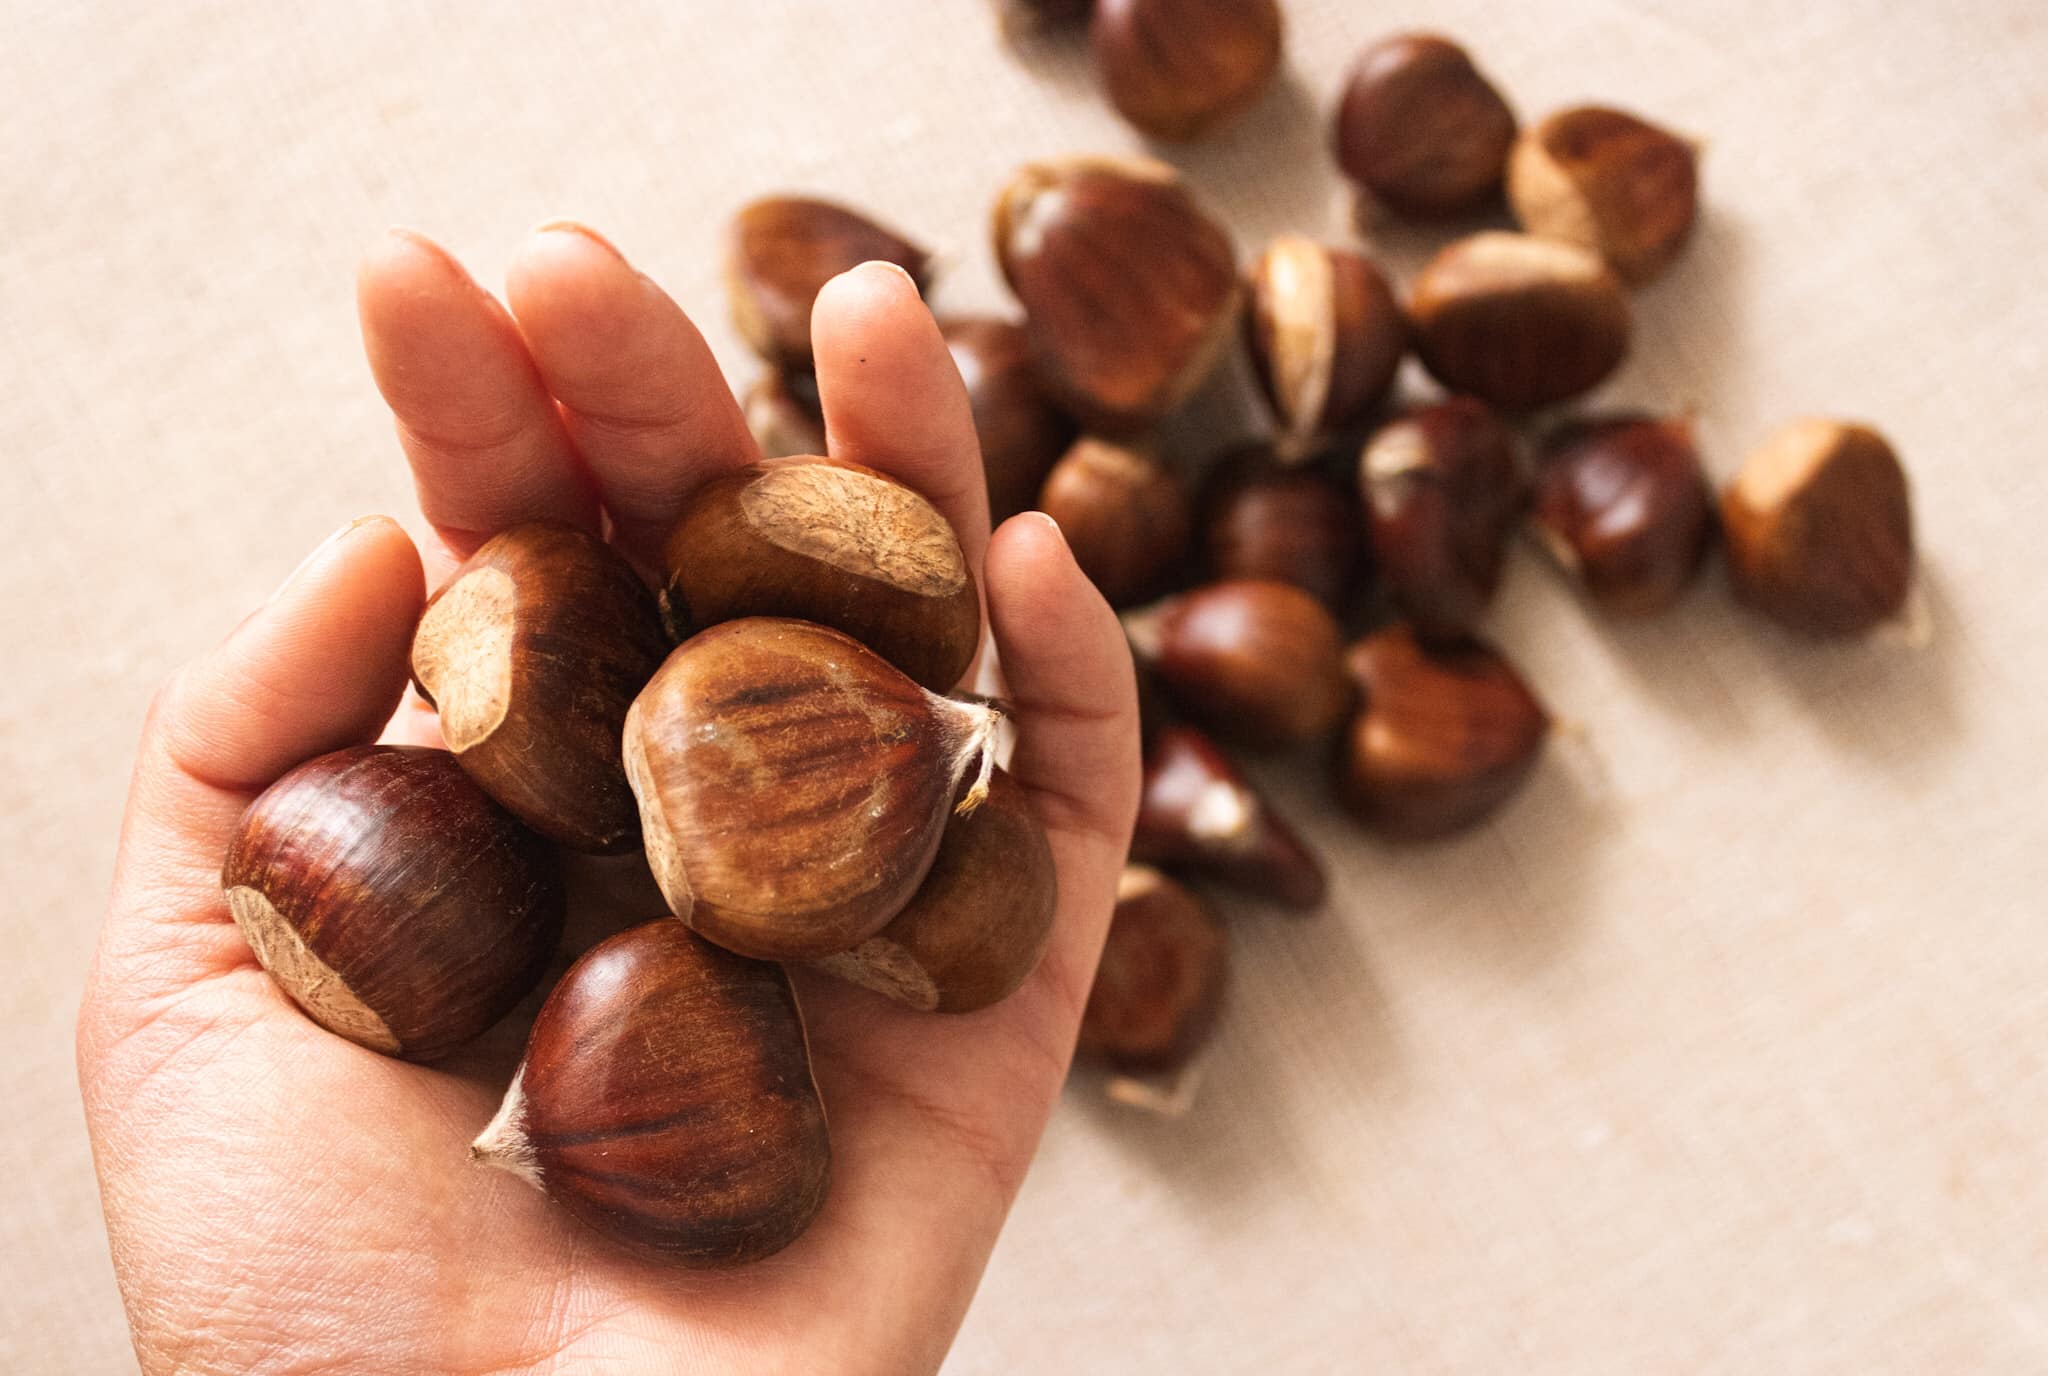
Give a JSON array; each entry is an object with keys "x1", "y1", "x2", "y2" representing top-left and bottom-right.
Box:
[
  {"x1": 865, "y1": 260, "x2": 921, "y2": 294},
  {"x1": 271, "y1": 516, "x2": 391, "y2": 603},
  {"x1": 384, "y1": 225, "x2": 461, "y2": 271},
  {"x1": 1027, "y1": 510, "x2": 1064, "y2": 541},
  {"x1": 537, "y1": 219, "x2": 627, "y2": 262}
]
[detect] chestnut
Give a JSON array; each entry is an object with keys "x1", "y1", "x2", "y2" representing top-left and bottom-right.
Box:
[
  {"x1": 1508, "y1": 105, "x2": 1700, "y2": 286},
  {"x1": 742, "y1": 370, "x2": 827, "y2": 460},
  {"x1": 941, "y1": 316, "x2": 1076, "y2": 524},
  {"x1": 1037, "y1": 437, "x2": 1194, "y2": 608},
  {"x1": 1126, "y1": 579, "x2": 1353, "y2": 749},
  {"x1": 993, "y1": 156, "x2": 1240, "y2": 433},
  {"x1": 1408, "y1": 231, "x2": 1631, "y2": 411},
  {"x1": 471, "y1": 919, "x2": 829, "y2": 1266},
  {"x1": 1360, "y1": 399, "x2": 1526, "y2": 641},
  {"x1": 658, "y1": 456, "x2": 980, "y2": 691},
  {"x1": 996, "y1": 0, "x2": 1094, "y2": 35},
  {"x1": 1333, "y1": 33, "x2": 1518, "y2": 219},
  {"x1": 1089, "y1": 0, "x2": 1284, "y2": 143},
  {"x1": 725, "y1": 196, "x2": 930, "y2": 370},
  {"x1": 221, "y1": 745, "x2": 564, "y2": 1060},
  {"x1": 1721, "y1": 419, "x2": 1914, "y2": 637},
  {"x1": 410, "y1": 522, "x2": 669, "y2": 853},
  {"x1": 1243, "y1": 236, "x2": 1406, "y2": 457},
  {"x1": 1199, "y1": 445, "x2": 1365, "y2": 610},
  {"x1": 1334, "y1": 625, "x2": 1548, "y2": 839},
  {"x1": 812, "y1": 767, "x2": 1057, "y2": 1013},
  {"x1": 1133, "y1": 725, "x2": 1324, "y2": 909},
  {"x1": 623, "y1": 618, "x2": 1002, "y2": 961},
  {"x1": 1532, "y1": 414, "x2": 1714, "y2": 614},
  {"x1": 1078, "y1": 866, "x2": 1227, "y2": 1073}
]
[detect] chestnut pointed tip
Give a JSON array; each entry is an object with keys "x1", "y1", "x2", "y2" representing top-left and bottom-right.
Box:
[{"x1": 469, "y1": 1070, "x2": 543, "y2": 1190}]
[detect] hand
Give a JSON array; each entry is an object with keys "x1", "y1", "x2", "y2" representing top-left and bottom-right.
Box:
[{"x1": 77, "y1": 225, "x2": 1139, "y2": 1375}]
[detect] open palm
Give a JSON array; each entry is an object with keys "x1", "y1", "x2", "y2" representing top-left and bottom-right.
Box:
[{"x1": 77, "y1": 225, "x2": 1139, "y2": 1375}]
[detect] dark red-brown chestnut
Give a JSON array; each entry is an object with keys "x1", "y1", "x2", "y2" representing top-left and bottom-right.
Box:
[
  {"x1": 1360, "y1": 399, "x2": 1526, "y2": 640},
  {"x1": 941, "y1": 316, "x2": 1077, "y2": 525},
  {"x1": 1090, "y1": 0, "x2": 1284, "y2": 143},
  {"x1": 1037, "y1": 437, "x2": 1194, "y2": 608},
  {"x1": 812, "y1": 767, "x2": 1057, "y2": 1013},
  {"x1": 1532, "y1": 414, "x2": 1714, "y2": 614},
  {"x1": 993, "y1": 156, "x2": 1240, "y2": 434},
  {"x1": 410, "y1": 522, "x2": 669, "y2": 854},
  {"x1": 1200, "y1": 445, "x2": 1365, "y2": 610},
  {"x1": 1126, "y1": 579, "x2": 1354, "y2": 749},
  {"x1": 1078, "y1": 866, "x2": 1228, "y2": 1073},
  {"x1": 471, "y1": 919, "x2": 829, "y2": 1266},
  {"x1": 725, "y1": 196, "x2": 929, "y2": 370},
  {"x1": 221, "y1": 745, "x2": 565, "y2": 1060},
  {"x1": 1721, "y1": 419, "x2": 1914, "y2": 636},
  {"x1": 1333, "y1": 33, "x2": 1518, "y2": 219},
  {"x1": 1334, "y1": 625, "x2": 1549, "y2": 839},
  {"x1": 623, "y1": 618, "x2": 1001, "y2": 961},
  {"x1": 1508, "y1": 105, "x2": 1701, "y2": 285},
  {"x1": 1133, "y1": 725, "x2": 1324, "y2": 909},
  {"x1": 1243, "y1": 236, "x2": 1406, "y2": 457},
  {"x1": 658, "y1": 456, "x2": 980, "y2": 691}
]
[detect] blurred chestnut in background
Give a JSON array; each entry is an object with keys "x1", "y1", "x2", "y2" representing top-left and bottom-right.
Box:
[
  {"x1": 1243, "y1": 236, "x2": 1406, "y2": 458},
  {"x1": 1361, "y1": 399, "x2": 1526, "y2": 640},
  {"x1": 411, "y1": 522, "x2": 668, "y2": 853},
  {"x1": 941, "y1": 316, "x2": 1077, "y2": 524},
  {"x1": 1408, "y1": 231, "x2": 1630, "y2": 410},
  {"x1": 1508, "y1": 105, "x2": 1700, "y2": 285},
  {"x1": 221, "y1": 746, "x2": 565, "y2": 1060},
  {"x1": 1133, "y1": 725, "x2": 1325, "y2": 909},
  {"x1": 1038, "y1": 437, "x2": 1193, "y2": 607},
  {"x1": 1079, "y1": 866, "x2": 1229, "y2": 1073},
  {"x1": 1721, "y1": 419, "x2": 1914, "y2": 637},
  {"x1": 743, "y1": 370, "x2": 827, "y2": 460},
  {"x1": 1091, "y1": 0, "x2": 1284, "y2": 143},
  {"x1": 993, "y1": 156, "x2": 1240, "y2": 433},
  {"x1": 1333, "y1": 33, "x2": 1517, "y2": 219},
  {"x1": 1199, "y1": 445, "x2": 1364, "y2": 609},
  {"x1": 1127, "y1": 579, "x2": 1353, "y2": 749},
  {"x1": 472, "y1": 919, "x2": 829, "y2": 1265},
  {"x1": 1532, "y1": 414, "x2": 1714, "y2": 614},
  {"x1": 1334, "y1": 625, "x2": 1549, "y2": 839},
  {"x1": 726, "y1": 196, "x2": 929, "y2": 371}
]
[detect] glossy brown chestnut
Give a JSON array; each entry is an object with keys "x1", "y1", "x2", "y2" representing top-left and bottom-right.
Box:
[
  {"x1": 725, "y1": 196, "x2": 930, "y2": 370},
  {"x1": 941, "y1": 316, "x2": 1077, "y2": 524},
  {"x1": 1078, "y1": 866, "x2": 1228, "y2": 1073},
  {"x1": 221, "y1": 745, "x2": 565, "y2": 1060},
  {"x1": 742, "y1": 370, "x2": 827, "y2": 460},
  {"x1": 471, "y1": 919, "x2": 829, "y2": 1266},
  {"x1": 1335, "y1": 625, "x2": 1548, "y2": 839},
  {"x1": 1508, "y1": 105, "x2": 1700, "y2": 285},
  {"x1": 1126, "y1": 579, "x2": 1353, "y2": 749},
  {"x1": 659, "y1": 456, "x2": 980, "y2": 691},
  {"x1": 1243, "y1": 236, "x2": 1406, "y2": 457},
  {"x1": 812, "y1": 768, "x2": 1058, "y2": 1013},
  {"x1": 1721, "y1": 419, "x2": 1914, "y2": 636},
  {"x1": 1199, "y1": 445, "x2": 1365, "y2": 609},
  {"x1": 1037, "y1": 437, "x2": 1194, "y2": 607},
  {"x1": 1090, "y1": 0, "x2": 1283, "y2": 143},
  {"x1": 1533, "y1": 414, "x2": 1714, "y2": 614},
  {"x1": 623, "y1": 618, "x2": 1001, "y2": 961},
  {"x1": 1333, "y1": 33, "x2": 1518, "y2": 219},
  {"x1": 993, "y1": 156, "x2": 1240, "y2": 433},
  {"x1": 411, "y1": 523, "x2": 669, "y2": 853},
  {"x1": 1408, "y1": 231, "x2": 1630, "y2": 410},
  {"x1": 1361, "y1": 399, "x2": 1526, "y2": 640},
  {"x1": 1133, "y1": 725, "x2": 1324, "y2": 909}
]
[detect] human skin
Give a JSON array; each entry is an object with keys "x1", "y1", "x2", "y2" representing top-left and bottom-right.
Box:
[{"x1": 76, "y1": 228, "x2": 1140, "y2": 1375}]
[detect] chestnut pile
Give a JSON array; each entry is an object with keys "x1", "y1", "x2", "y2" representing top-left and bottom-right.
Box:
[
  {"x1": 223, "y1": 471, "x2": 1061, "y2": 1265},
  {"x1": 739, "y1": 21, "x2": 1917, "y2": 1095}
]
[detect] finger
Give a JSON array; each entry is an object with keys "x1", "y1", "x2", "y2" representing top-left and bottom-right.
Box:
[
  {"x1": 812, "y1": 262, "x2": 992, "y2": 574},
  {"x1": 87, "y1": 517, "x2": 425, "y2": 1018},
  {"x1": 505, "y1": 222, "x2": 760, "y2": 567},
  {"x1": 985, "y1": 511, "x2": 1142, "y2": 1004},
  {"x1": 357, "y1": 228, "x2": 599, "y2": 573}
]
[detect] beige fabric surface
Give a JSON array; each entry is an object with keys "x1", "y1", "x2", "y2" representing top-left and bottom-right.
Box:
[{"x1": 6, "y1": 2, "x2": 2047, "y2": 1371}]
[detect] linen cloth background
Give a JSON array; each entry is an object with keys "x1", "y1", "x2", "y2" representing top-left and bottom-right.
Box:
[{"x1": 5, "y1": 2, "x2": 2046, "y2": 1370}]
